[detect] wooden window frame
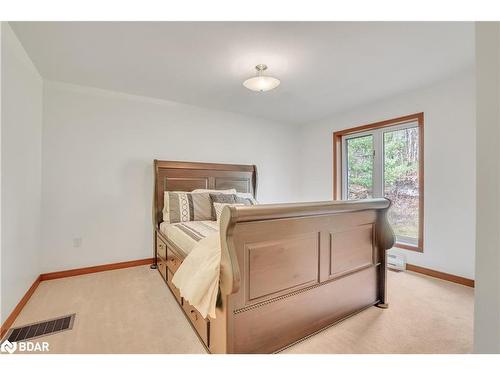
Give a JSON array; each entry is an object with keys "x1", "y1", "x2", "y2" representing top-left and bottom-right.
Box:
[{"x1": 333, "y1": 112, "x2": 424, "y2": 252}]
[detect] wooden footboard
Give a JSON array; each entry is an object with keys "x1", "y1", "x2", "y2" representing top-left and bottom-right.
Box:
[{"x1": 215, "y1": 199, "x2": 394, "y2": 354}]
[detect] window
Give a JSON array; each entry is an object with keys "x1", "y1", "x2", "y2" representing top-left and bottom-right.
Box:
[{"x1": 333, "y1": 113, "x2": 424, "y2": 252}]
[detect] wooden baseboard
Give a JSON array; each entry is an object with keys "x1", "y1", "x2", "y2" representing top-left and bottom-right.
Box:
[
  {"x1": 0, "y1": 276, "x2": 41, "y2": 339},
  {"x1": 40, "y1": 258, "x2": 154, "y2": 281},
  {"x1": 1, "y1": 258, "x2": 154, "y2": 339},
  {"x1": 406, "y1": 263, "x2": 475, "y2": 287}
]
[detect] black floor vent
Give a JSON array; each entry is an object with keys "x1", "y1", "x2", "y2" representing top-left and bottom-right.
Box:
[{"x1": 4, "y1": 314, "x2": 75, "y2": 342}]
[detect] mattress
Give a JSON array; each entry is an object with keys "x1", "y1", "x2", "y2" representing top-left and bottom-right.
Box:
[{"x1": 159, "y1": 220, "x2": 219, "y2": 258}]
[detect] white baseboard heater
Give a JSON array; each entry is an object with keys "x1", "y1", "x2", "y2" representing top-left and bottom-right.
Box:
[{"x1": 387, "y1": 252, "x2": 406, "y2": 271}]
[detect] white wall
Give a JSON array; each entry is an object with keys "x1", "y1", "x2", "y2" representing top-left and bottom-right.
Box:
[
  {"x1": 0, "y1": 23, "x2": 42, "y2": 323},
  {"x1": 297, "y1": 70, "x2": 476, "y2": 279},
  {"x1": 474, "y1": 22, "x2": 500, "y2": 354},
  {"x1": 41, "y1": 82, "x2": 300, "y2": 273}
]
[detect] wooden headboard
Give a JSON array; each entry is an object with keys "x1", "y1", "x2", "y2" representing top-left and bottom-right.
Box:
[{"x1": 154, "y1": 160, "x2": 257, "y2": 226}]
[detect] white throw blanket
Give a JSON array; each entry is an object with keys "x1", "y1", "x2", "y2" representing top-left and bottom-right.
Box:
[{"x1": 171, "y1": 232, "x2": 221, "y2": 319}]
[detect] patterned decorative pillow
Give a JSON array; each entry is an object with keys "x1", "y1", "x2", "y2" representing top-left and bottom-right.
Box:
[
  {"x1": 213, "y1": 203, "x2": 245, "y2": 222},
  {"x1": 235, "y1": 192, "x2": 258, "y2": 205},
  {"x1": 235, "y1": 195, "x2": 256, "y2": 205},
  {"x1": 163, "y1": 191, "x2": 213, "y2": 223},
  {"x1": 209, "y1": 193, "x2": 237, "y2": 204},
  {"x1": 209, "y1": 193, "x2": 236, "y2": 219},
  {"x1": 210, "y1": 193, "x2": 254, "y2": 219},
  {"x1": 209, "y1": 193, "x2": 256, "y2": 206}
]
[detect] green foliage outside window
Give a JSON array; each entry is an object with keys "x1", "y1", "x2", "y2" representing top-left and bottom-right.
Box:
[
  {"x1": 347, "y1": 136, "x2": 373, "y2": 191},
  {"x1": 346, "y1": 127, "x2": 419, "y2": 240}
]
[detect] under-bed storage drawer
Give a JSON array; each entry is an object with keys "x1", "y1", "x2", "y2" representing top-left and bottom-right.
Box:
[
  {"x1": 166, "y1": 247, "x2": 182, "y2": 273},
  {"x1": 156, "y1": 234, "x2": 167, "y2": 259},
  {"x1": 158, "y1": 257, "x2": 167, "y2": 281},
  {"x1": 183, "y1": 301, "x2": 209, "y2": 346},
  {"x1": 166, "y1": 269, "x2": 182, "y2": 305}
]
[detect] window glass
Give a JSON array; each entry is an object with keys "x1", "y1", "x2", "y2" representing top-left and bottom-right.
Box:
[
  {"x1": 383, "y1": 127, "x2": 419, "y2": 244},
  {"x1": 341, "y1": 119, "x2": 421, "y2": 249},
  {"x1": 346, "y1": 135, "x2": 374, "y2": 200}
]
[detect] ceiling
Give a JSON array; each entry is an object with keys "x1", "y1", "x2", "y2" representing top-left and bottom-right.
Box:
[{"x1": 10, "y1": 22, "x2": 474, "y2": 125}]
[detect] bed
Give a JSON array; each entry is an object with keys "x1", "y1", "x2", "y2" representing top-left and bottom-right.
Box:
[{"x1": 153, "y1": 160, "x2": 395, "y2": 354}]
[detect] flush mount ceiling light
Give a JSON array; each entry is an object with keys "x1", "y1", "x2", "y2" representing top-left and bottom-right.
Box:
[{"x1": 243, "y1": 64, "x2": 280, "y2": 92}]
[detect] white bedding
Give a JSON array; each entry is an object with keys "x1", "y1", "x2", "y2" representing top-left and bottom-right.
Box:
[
  {"x1": 159, "y1": 220, "x2": 218, "y2": 258},
  {"x1": 160, "y1": 193, "x2": 257, "y2": 318},
  {"x1": 159, "y1": 220, "x2": 221, "y2": 318},
  {"x1": 172, "y1": 233, "x2": 221, "y2": 319}
]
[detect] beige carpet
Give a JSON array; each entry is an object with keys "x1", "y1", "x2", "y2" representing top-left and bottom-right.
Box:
[{"x1": 8, "y1": 265, "x2": 473, "y2": 354}]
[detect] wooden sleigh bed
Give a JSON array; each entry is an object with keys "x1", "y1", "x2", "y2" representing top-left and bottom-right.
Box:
[{"x1": 153, "y1": 160, "x2": 395, "y2": 354}]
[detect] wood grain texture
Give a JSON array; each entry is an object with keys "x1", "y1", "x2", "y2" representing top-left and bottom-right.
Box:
[
  {"x1": 220, "y1": 198, "x2": 395, "y2": 353},
  {"x1": 0, "y1": 276, "x2": 41, "y2": 339},
  {"x1": 330, "y1": 224, "x2": 375, "y2": 277},
  {"x1": 332, "y1": 112, "x2": 424, "y2": 252},
  {"x1": 155, "y1": 160, "x2": 255, "y2": 172},
  {"x1": 154, "y1": 160, "x2": 257, "y2": 226},
  {"x1": 247, "y1": 233, "x2": 320, "y2": 301},
  {"x1": 158, "y1": 257, "x2": 168, "y2": 282},
  {"x1": 156, "y1": 235, "x2": 167, "y2": 259},
  {"x1": 40, "y1": 258, "x2": 154, "y2": 281},
  {"x1": 232, "y1": 266, "x2": 379, "y2": 353},
  {"x1": 166, "y1": 246, "x2": 182, "y2": 273},
  {"x1": 406, "y1": 263, "x2": 474, "y2": 288},
  {"x1": 219, "y1": 199, "x2": 394, "y2": 299},
  {"x1": 183, "y1": 299, "x2": 209, "y2": 346}
]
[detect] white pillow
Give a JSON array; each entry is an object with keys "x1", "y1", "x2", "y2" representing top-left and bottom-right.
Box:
[
  {"x1": 163, "y1": 191, "x2": 170, "y2": 222},
  {"x1": 192, "y1": 188, "x2": 237, "y2": 194},
  {"x1": 213, "y1": 203, "x2": 244, "y2": 222}
]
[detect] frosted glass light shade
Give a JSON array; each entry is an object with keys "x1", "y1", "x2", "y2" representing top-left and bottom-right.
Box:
[{"x1": 243, "y1": 75, "x2": 280, "y2": 92}]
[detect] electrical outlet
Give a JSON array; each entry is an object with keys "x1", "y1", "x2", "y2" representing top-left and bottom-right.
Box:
[{"x1": 73, "y1": 237, "x2": 82, "y2": 248}]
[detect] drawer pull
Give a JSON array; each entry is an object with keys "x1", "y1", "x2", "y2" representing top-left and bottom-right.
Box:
[{"x1": 190, "y1": 310, "x2": 198, "y2": 321}]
